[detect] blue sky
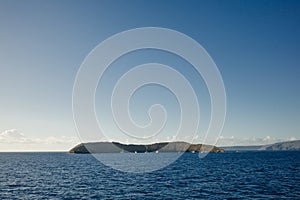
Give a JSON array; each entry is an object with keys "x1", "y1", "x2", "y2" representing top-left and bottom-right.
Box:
[{"x1": 0, "y1": 0, "x2": 299, "y2": 151}]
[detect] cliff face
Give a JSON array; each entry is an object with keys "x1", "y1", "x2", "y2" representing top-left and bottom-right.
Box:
[
  {"x1": 69, "y1": 142, "x2": 224, "y2": 154},
  {"x1": 266, "y1": 140, "x2": 300, "y2": 151},
  {"x1": 221, "y1": 140, "x2": 300, "y2": 151}
]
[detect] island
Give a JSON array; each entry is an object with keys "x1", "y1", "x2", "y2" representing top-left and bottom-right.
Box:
[
  {"x1": 221, "y1": 140, "x2": 300, "y2": 151},
  {"x1": 69, "y1": 141, "x2": 225, "y2": 154}
]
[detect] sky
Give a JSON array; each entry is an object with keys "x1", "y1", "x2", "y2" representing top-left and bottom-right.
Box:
[{"x1": 0, "y1": 0, "x2": 299, "y2": 151}]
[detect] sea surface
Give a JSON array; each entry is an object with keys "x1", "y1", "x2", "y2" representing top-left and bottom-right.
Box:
[{"x1": 0, "y1": 151, "x2": 299, "y2": 199}]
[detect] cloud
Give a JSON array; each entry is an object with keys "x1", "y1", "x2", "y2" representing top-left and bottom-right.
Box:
[
  {"x1": 0, "y1": 129, "x2": 33, "y2": 143},
  {"x1": 0, "y1": 129, "x2": 79, "y2": 145}
]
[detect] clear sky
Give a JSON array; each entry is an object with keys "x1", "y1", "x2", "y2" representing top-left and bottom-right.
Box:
[{"x1": 0, "y1": 0, "x2": 299, "y2": 151}]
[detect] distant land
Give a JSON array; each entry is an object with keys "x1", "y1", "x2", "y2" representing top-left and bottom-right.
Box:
[
  {"x1": 69, "y1": 141, "x2": 224, "y2": 154},
  {"x1": 69, "y1": 140, "x2": 300, "y2": 154},
  {"x1": 221, "y1": 140, "x2": 300, "y2": 151}
]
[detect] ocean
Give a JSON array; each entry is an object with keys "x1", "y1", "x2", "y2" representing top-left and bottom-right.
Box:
[{"x1": 0, "y1": 151, "x2": 299, "y2": 199}]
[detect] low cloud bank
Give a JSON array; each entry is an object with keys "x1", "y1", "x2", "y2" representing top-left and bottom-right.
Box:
[{"x1": 0, "y1": 129, "x2": 79, "y2": 151}]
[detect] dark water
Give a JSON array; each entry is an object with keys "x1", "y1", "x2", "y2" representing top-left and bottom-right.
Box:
[{"x1": 0, "y1": 151, "x2": 299, "y2": 199}]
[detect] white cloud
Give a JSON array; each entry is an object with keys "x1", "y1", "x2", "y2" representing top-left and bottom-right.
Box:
[
  {"x1": 0, "y1": 129, "x2": 79, "y2": 145},
  {"x1": 0, "y1": 129, "x2": 32, "y2": 143},
  {"x1": 287, "y1": 136, "x2": 297, "y2": 141}
]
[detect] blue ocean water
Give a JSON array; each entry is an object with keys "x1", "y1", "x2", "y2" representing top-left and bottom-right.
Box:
[{"x1": 0, "y1": 151, "x2": 299, "y2": 199}]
